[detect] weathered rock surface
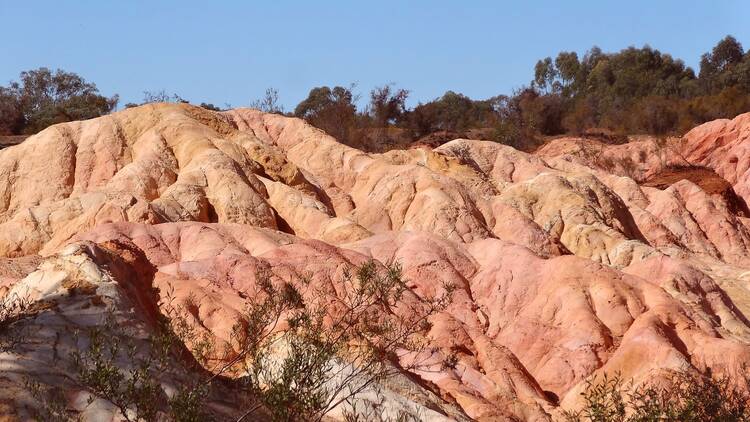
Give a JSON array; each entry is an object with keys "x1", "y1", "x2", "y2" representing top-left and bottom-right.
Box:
[{"x1": 1, "y1": 104, "x2": 750, "y2": 420}]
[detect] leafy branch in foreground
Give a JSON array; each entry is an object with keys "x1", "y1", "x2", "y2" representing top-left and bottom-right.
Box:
[
  {"x1": 210, "y1": 260, "x2": 454, "y2": 422},
  {"x1": 27, "y1": 257, "x2": 750, "y2": 422},
  {"x1": 0, "y1": 293, "x2": 34, "y2": 352},
  {"x1": 341, "y1": 386, "x2": 423, "y2": 422},
  {"x1": 32, "y1": 260, "x2": 451, "y2": 422},
  {"x1": 25, "y1": 307, "x2": 215, "y2": 421},
  {"x1": 69, "y1": 324, "x2": 165, "y2": 421},
  {"x1": 65, "y1": 316, "x2": 211, "y2": 422}
]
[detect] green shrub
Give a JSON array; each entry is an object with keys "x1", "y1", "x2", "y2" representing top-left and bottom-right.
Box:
[{"x1": 565, "y1": 370, "x2": 750, "y2": 422}]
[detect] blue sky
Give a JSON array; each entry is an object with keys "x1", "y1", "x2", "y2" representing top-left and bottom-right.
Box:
[{"x1": 1, "y1": 1, "x2": 748, "y2": 110}]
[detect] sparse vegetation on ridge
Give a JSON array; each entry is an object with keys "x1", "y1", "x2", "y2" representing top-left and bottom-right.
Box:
[{"x1": 3, "y1": 36, "x2": 748, "y2": 153}]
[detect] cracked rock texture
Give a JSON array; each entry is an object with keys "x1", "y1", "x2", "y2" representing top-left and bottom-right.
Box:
[{"x1": 1, "y1": 104, "x2": 750, "y2": 420}]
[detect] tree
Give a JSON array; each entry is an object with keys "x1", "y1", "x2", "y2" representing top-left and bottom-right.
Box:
[
  {"x1": 292, "y1": 35, "x2": 750, "y2": 146},
  {"x1": 0, "y1": 68, "x2": 118, "y2": 135},
  {"x1": 517, "y1": 38, "x2": 750, "y2": 137},
  {"x1": 295, "y1": 85, "x2": 358, "y2": 119},
  {"x1": 534, "y1": 57, "x2": 557, "y2": 93},
  {"x1": 706, "y1": 35, "x2": 745, "y2": 74},
  {"x1": 629, "y1": 96, "x2": 679, "y2": 135},
  {"x1": 562, "y1": 98, "x2": 597, "y2": 134},
  {"x1": 294, "y1": 85, "x2": 359, "y2": 142},
  {"x1": 407, "y1": 91, "x2": 496, "y2": 136},
  {"x1": 700, "y1": 36, "x2": 749, "y2": 95},
  {"x1": 142, "y1": 90, "x2": 187, "y2": 104},
  {"x1": 199, "y1": 103, "x2": 222, "y2": 111},
  {"x1": 555, "y1": 52, "x2": 581, "y2": 94},
  {"x1": 251, "y1": 87, "x2": 284, "y2": 114},
  {"x1": 368, "y1": 84, "x2": 409, "y2": 126},
  {"x1": 0, "y1": 87, "x2": 24, "y2": 135}
]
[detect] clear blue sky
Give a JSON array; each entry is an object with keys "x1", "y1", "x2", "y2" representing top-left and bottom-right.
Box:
[{"x1": 1, "y1": 1, "x2": 748, "y2": 110}]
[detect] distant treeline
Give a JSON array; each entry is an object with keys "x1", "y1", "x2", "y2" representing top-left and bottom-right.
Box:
[
  {"x1": 287, "y1": 35, "x2": 750, "y2": 151},
  {"x1": 1, "y1": 35, "x2": 748, "y2": 151}
]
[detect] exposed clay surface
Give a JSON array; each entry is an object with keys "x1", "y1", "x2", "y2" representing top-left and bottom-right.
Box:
[{"x1": 1, "y1": 104, "x2": 750, "y2": 420}]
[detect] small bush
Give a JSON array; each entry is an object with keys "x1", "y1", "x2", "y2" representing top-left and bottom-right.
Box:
[
  {"x1": 223, "y1": 260, "x2": 454, "y2": 422},
  {"x1": 67, "y1": 316, "x2": 211, "y2": 422},
  {"x1": 0, "y1": 293, "x2": 33, "y2": 352},
  {"x1": 565, "y1": 370, "x2": 750, "y2": 422}
]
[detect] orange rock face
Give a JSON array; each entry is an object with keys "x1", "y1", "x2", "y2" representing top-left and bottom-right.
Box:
[{"x1": 1, "y1": 104, "x2": 750, "y2": 420}]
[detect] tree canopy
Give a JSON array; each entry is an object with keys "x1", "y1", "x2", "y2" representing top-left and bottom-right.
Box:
[
  {"x1": 0, "y1": 68, "x2": 118, "y2": 135},
  {"x1": 288, "y1": 35, "x2": 749, "y2": 152},
  {"x1": 526, "y1": 36, "x2": 750, "y2": 136},
  {"x1": 294, "y1": 85, "x2": 359, "y2": 142}
]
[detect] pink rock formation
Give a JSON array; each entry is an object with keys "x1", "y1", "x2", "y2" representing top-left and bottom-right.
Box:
[
  {"x1": 682, "y1": 113, "x2": 750, "y2": 202},
  {"x1": 1, "y1": 104, "x2": 750, "y2": 420}
]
